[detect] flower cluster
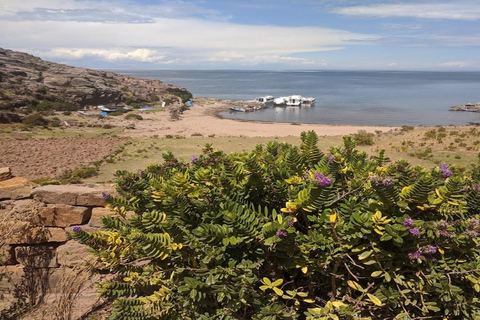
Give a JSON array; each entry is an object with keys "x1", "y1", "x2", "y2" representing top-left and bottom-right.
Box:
[
  {"x1": 467, "y1": 218, "x2": 480, "y2": 238},
  {"x1": 313, "y1": 173, "x2": 332, "y2": 187},
  {"x1": 328, "y1": 155, "x2": 335, "y2": 163},
  {"x1": 276, "y1": 229, "x2": 288, "y2": 238},
  {"x1": 102, "y1": 193, "x2": 110, "y2": 200},
  {"x1": 72, "y1": 225, "x2": 82, "y2": 233},
  {"x1": 439, "y1": 163, "x2": 452, "y2": 178},
  {"x1": 437, "y1": 220, "x2": 455, "y2": 239},
  {"x1": 403, "y1": 218, "x2": 420, "y2": 236},
  {"x1": 192, "y1": 155, "x2": 199, "y2": 163},
  {"x1": 408, "y1": 245, "x2": 437, "y2": 261},
  {"x1": 369, "y1": 175, "x2": 395, "y2": 187},
  {"x1": 288, "y1": 218, "x2": 296, "y2": 227}
]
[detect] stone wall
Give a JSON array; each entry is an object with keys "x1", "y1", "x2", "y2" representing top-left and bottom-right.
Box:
[{"x1": 0, "y1": 168, "x2": 116, "y2": 319}]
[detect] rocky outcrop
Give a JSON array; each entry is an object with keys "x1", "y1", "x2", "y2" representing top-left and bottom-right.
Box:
[
  {"x1": 0, "y1": 47, "x2": 192, "y2": 110},
  {"x1": 0, "y1": 173, "x2": 117, "y2": 319},
  {"x1": 449, "y1": 102, "x2": 480, "y2": 112}
]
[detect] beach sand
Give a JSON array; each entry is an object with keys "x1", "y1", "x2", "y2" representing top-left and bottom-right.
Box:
[{"x1": 113, "y1": 98, "x2": 396, "y2": 137}]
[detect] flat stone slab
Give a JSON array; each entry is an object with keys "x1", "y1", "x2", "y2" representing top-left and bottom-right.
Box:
[
  {"x1": 56, "y1": 240, "x2": 91, "y2": 267},
  {"x1": 6, "y1": 226, "x2": 68, "y2": 245},
  {"x1": 31, "y1": 184, "x2": 113, "y2": 206},
  {"x1": 0, "y1": 177, "x2": 36, "y2": 200},
  {"x1": 88, "y1": 207, "x2": 117, "y2": 228},
  {"x1": 38, "y1": 204, "x2": 91, "y2": 227},
  {"x1": 15, "y1": 245, "x2": 58, "y2": 268},
  {"x1": 0, "y1": 167, "x2": 12, "y2": 181}
]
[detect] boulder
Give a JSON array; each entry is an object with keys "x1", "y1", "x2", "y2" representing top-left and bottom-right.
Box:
[
  {"x1": 38, "y1": 204, "x2": 91, "y2": 227},
  {"x1": 31, "y1": 184, "x2": 113, "y2": 206},
  {"x1": 0, "y1": 177, "x2": 35, "y2": 200},
  {"x1": 14, "y1": 245, "x2": 58, "y2": 268},
  {"x1": 0, "y1": 167, "x2": 12, "y2": 181}
]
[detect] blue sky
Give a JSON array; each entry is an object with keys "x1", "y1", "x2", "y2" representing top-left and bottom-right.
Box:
[{"x1": 1, "y1": 0, "x2": 479, "y2": 70}]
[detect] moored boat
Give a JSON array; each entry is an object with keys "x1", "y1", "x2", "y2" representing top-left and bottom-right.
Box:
[
  {"x1": 255, "y1": 95, "x2": 274, "y2": 103},
  {"x1": 273, "y1": 95, "x2": 316, "y2": 107}
]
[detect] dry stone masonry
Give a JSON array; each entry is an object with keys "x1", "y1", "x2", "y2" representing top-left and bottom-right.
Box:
[{"x1": 0, "y1": 168, "x2": 116, "y2": 319}]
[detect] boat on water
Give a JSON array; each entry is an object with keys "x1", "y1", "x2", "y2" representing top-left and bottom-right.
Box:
[
  {"x1": 230, "y1": 107, "x2": 246, "y2": 112},
  {"x1": 255, "y1": 95, "x2": 274, "y2": 103},
  {"x1": 273, "y1": 95, "x2": 316, "y2": 107}
]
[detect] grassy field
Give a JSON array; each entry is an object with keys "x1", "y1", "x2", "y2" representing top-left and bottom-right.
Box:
[
  {"x1": 86, "y1": 125, "x2": 480, "y2": 183},
  {"x1": 2, "y1": 115, "x2": 479, "y2": 183}
]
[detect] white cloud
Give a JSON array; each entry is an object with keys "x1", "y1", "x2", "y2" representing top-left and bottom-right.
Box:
[
  {"x1": 335, "y1": 3, "x2": 480, "y2": 21},
  {"x1": 1, "y1": 16, "x2": 376, "y2": 67},
  {"x1": 438, "y1": 61, "x2": 472, "y2": 68},
  {"x1": 47, "y1": 48, "x2": 168, "y2": 63}
]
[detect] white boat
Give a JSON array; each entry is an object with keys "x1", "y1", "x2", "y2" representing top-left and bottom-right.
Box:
[
  {"x1": 273, "y1": 95, "x2": 315, "y2": 107},
  {"x1": 255, "y1": 95, "x2": 274, "y2": 103}
]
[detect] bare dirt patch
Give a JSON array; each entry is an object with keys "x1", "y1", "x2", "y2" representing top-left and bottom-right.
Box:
[{"x1": 0, "y1": 137, "x2": 126, "y2": 180}]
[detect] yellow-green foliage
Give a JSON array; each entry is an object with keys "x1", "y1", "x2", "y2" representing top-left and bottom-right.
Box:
[{"x1": 72, "y1": 131, "x2": 480, "y2": 319}]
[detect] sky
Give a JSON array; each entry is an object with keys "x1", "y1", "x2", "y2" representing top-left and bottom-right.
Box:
[{"x1": 1, "y1": 0, "x2": 480, "y2": 70}]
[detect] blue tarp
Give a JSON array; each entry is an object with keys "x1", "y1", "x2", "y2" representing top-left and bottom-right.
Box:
[{"x1": 186, "y1": 100, "x2": 194, "y2": 107}]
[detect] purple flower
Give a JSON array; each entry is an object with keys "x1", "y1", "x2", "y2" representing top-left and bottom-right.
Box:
[
  {"x1": 439, "y1": 220, "x2": 449, "y2": 228},
  {"x1": 403, "y1": 218, "x2": 415, "y2": 228},
  {"x1": 439, "y1": 163, "x2": 448, "y2": 171},
  {"x1": 439, "y1": 229, "x2": 455, "y2": 238},
  {"x1": 288, "y1": 218, "x2": 295, "y2": 227},
  {"x1": 439, "y1": 164, "x2": 452, "y2": 178},
  {"x1": 382, "y1": 177, "x2": 394, "y2": 187},
  {"x1": 467, "y1": 230, "x2": 479, "y2": 238},
  {"x1": 408, "y1": 251, "x2": 422, "y2": 260},
  {"x1": 276, "y1": 229, "x2": 288, "y2": 238},
  {"x1": 468, "y1": 218, "x2": 479, "y2": 227},
  {"x1": 421, "y1": 245, "x2": 437, "y2": 255},
  {"x1": 191, "y1": 155, "x2": 199, "y2": 163},
  {"x1": 313, "y1": 173, "x2": 332, "y2": 187},
  {"x1": 102, "y1": 193, "x2": 110, "y2": 200},
  {"x1": 441, "y1": 169, "x2": 452, "y2": 178},
  {"x1": 72, "y1": 226, "x2": 82, "y2": 233},
  {"x1": 473, "y1": 184, "x2": 480, "y2": 193},
  {"x1": 328, "y1": 155, "x2": 335, "y2": 163},
  {"x1": 139, "y1": 170, "x2": 144, "y2": 176},
  {"x1": 409, "y1": 228, "x2": 420, "y2": 237}
]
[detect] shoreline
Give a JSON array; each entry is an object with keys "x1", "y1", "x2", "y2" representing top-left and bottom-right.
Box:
[{"x1": 110, "y1": 97, "x2": 398, "y2": 138}]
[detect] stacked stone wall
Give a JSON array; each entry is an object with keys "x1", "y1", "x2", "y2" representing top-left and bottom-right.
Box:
[{"x1": 0, "y1": 168, "x2": 115, "y2": 319}]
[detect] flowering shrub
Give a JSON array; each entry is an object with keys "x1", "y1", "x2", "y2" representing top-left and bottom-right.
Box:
[{"x1": 72, "y1": 131, "x2": 480, "y2": 319}]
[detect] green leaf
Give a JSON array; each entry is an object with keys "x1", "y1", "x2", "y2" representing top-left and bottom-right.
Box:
[
  {"x1": 371, "y1": 271, "x2": 383, "y2": 278},
  {"x1": 272, "y1": 279, "x2": 284, "y2": 287},
  {"x1": 273, "y1": 287, "x2": 284, "y2": 296},
  {"x1": 358, "y1": 250, "x2": 373, "y2": 260},
  {"x1": 347, "y1": 280, "x2": 365, "y2": 292},
  {"x1": 367, "y1": 293, "x2": 383, "y2": 306}
]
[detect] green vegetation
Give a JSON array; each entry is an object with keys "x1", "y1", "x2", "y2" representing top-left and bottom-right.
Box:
[
  {"x1": 22, "y1": 113, "x2": 49, "y2": 127},
  {"x1": 124, "y1": 113, "x2": 143, "y2": 120},
  {"x1": 352, "y1": 129, "x2": 374, "y2": 146},
  {"x1": 73, "y1": 131, "x2": 480, "y2": 319}
]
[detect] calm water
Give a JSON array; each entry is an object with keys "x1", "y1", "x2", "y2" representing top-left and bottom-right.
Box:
[{"x1": 117, "y1": 70, "x2": 480, "y2": 126}]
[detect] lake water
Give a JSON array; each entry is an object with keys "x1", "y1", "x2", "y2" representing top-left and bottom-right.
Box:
[{"x1": 117, "y1": 70, "x2": 480, "y2": 126}]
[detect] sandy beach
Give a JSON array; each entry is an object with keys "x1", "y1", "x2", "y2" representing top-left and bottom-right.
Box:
[{"x1": 111, "y1": 98, "x2": 396, "y2": 138}]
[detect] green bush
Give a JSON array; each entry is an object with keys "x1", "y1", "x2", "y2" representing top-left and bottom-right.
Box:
[
  {"x1": 124, "y1": 113, "x2": 143, "y2": 120},
  {"x1": 352, "y1": 130, "x2": 374, "y2": 146},
  {"x1": 73, "y1": 131, "x2": 480, "y2": 319},
  {"x1": 22, "y1": 113, "x2": 49, "y2": 127}
]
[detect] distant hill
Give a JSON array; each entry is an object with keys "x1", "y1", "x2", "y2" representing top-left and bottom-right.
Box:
[{"x1": 0, "y1": 48, "x2": 192, "y2": 111}]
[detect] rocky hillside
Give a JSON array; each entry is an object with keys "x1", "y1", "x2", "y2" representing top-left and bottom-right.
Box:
[{"x1": 0, "y1": 48, "x2": 192, "y2": 110}]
